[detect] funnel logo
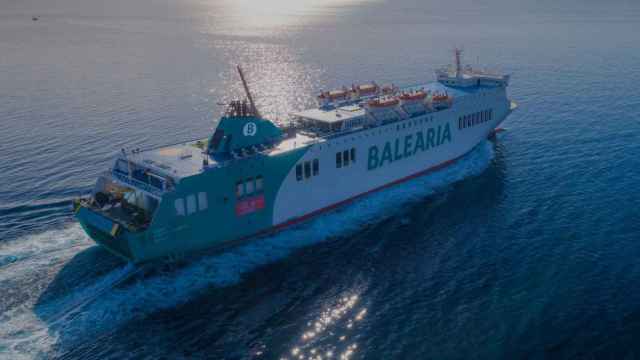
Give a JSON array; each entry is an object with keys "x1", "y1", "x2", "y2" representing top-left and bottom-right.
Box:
[{"x1": 243, "y1": 122, "x2": 257, "y2": 137}]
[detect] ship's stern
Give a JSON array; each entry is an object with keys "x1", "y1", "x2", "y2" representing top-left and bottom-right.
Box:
[{"x1": 74, "y1": 201, "x2": 146, "y2": 262}]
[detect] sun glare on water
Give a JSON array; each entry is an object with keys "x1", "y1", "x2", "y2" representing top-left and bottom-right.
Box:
[{"x1": 199, "y1": 0, "x2": 376, "y2": 35}]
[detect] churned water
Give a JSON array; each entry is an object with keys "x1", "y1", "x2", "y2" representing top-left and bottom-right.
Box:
[{"x1": 1, "y1": 0, "x2": 639, "y2": 358}]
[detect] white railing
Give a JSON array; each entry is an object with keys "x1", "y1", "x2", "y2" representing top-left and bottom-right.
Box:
[{"x1": 111, "y1": 170, "x2": 165, "y2": 199}]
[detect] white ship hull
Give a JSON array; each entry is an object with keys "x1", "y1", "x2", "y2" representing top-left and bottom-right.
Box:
[{"x1": 274, "y1": 87, "x2": 511, "y2": 225}]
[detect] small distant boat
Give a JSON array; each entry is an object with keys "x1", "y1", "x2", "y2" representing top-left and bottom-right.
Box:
[{"x1": 32, "y1": 16, "x2": 39, "y2": 21}]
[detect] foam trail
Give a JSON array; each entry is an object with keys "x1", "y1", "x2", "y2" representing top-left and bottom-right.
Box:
[
  {"x1": 0, "y1": 141, "x2": 494, "y2": 358},
  {"x1": 0, "y1": 264, "x2": 138, "y2": 359},
  {"x1": 0, "y1": 223, "x2": 92, "y2": 270},
  {"x1": 44, "y1": 263, "x2": 139, "y2": 326}
]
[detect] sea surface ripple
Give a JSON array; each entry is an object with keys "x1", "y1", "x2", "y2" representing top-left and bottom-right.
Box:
[{"x1": 1, "y1": 0, "x2": 639, "y2": 358}]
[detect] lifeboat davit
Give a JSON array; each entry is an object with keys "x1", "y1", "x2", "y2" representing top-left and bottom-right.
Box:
[
  {"x1": 368, "y1": 97, "x2": 399, "y2": 108},
  {"x1": 381, "y1": 84, "x2": 398, "y2": 95}
]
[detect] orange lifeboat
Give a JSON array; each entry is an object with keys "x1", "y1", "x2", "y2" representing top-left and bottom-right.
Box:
[
  {"x1": 328, "y1": 88, "x2": 348, "y2": 100},
  {"x1": 399, "y1": 91, "x2": 427, "y2": 101},
  {"x1": 368, "y1": 97, "x2": 399, "y2": 108},
  {"x1": 354, "y1": 83, "x2": 378, "y2": 95},
  {"x1": 318, "y1": 88, "x2": 349, "y2": 102},
  {"x1": 432, "y1": 92, "x2": 450, "y2": 102}
]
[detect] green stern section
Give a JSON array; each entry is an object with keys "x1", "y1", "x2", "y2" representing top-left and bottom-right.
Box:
[
  {"x1": 127, "y1": 145, "x2": 307, "y2": 262},
  {"x1": 76, "y1": 206, "x2": 144, "y2": 262}
]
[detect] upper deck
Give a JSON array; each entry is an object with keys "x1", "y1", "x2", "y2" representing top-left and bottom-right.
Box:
[
  {"x1": 120, "y1": 130, "x2": 317, "y2": 182},
  {"x1": 117, "y1": 52, "x2": 509, "y2": 184},
  {"x1": 293, "y1": 81, "x2": 495, "y2": 122},
  {"x1": 122, "y1": 80, "x2": 499, "y2": 180},
  {"x1": 125, "y1": 140, "x2": 213, "y2": 180}
]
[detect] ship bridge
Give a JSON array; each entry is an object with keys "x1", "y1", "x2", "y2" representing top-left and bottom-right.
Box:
[{"x1": 435, "y1": 49, "x2": 510, "y2": 88}]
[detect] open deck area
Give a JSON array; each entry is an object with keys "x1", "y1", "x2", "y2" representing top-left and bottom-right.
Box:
[
  {"x1": 292, "y1": 81, "x2": 490, "y2": 124},
  {"x1": 126, "y1": 139, "x2": 214, "y2": 179}
]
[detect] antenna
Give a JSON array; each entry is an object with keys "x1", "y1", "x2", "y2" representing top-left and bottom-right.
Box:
[
  {"x1": 454, "y1": 48, "x2": 463, "y2": 78},
  {"x1": 236, "y1": 65, "x2": 261, "y2": 118}
]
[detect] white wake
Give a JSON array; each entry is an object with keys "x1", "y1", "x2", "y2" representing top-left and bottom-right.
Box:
[{"x1": 0, "y1": 141, "x2": 495, "y2": 359}]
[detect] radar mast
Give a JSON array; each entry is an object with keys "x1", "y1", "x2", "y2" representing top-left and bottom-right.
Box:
[{"x1": 236, "y1": 65, "x2": 261, "y2": 118}]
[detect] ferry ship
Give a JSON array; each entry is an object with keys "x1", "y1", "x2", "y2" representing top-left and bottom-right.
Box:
[{"x1": 73, "y1": 50, "x2": 517, "y2": 263}]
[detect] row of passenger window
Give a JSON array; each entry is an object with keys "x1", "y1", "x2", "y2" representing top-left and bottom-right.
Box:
[
  {"x1": 296, "y1": 159, "x2": 319, "y2": 181},
  {"x1": 236, "y1": 175, "x2": 264, "y2": 197},
  {"x1": 458, "y1": 109, "x2": 493, "y2": 129},
  {"x1": 336, "y1": 148, "x2": 356, "y2": 168},
  {"x1": 396, "y1": 116, "x2": 434, "y2": 132},
  {"x1": 175, "y1": 192, "x2": 208, "y2": 216}
]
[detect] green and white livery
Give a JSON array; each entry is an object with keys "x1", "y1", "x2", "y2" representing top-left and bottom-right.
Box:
[{"x1": 74, "y1": 51, "x2": 517, "y2": 263}]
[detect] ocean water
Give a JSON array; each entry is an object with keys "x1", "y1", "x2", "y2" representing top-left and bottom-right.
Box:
[{"x1": 1, "y1": 0, "x2": 639, "y2": 358}]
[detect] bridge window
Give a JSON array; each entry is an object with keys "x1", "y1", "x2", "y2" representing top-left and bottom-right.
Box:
[
  {"x1": 198, "y1": 192, "x2": 208, "y2": 211},
  {"x1": 313, "y1": 159, "x2": 319, "y2": 176},
  {"x1": 336, "y1": 148, "x2": 356, "y2": 168},
  {"x1": 186, "y1": 194, "x2": 197, "y2": 215},
  {"x1": 236, "y1": 181, "x2": 244, "y2": 197},
  {"x1": 304, "y1": 161, "x2": 311, "y2": 179},
  {"x1": 246, "y1": 177, "x2": 255, "y2": 195},
  {"x1": 175, "y1": 198, "x2": 185, "y2": 216},
  {"x1": 256, "y1": 175, "x2": 263, "y2": 191},
  {"x1": 296, "y1": 164, "x2": 303, "y2": 180}
]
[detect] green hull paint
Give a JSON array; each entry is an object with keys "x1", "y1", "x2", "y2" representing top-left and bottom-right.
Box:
[
  {"x1": 76, "y1": 206, "x2": 140, "y2": 261},
  {"x1": 77, "y1": 146, "x2": 308, "y2": 263}
]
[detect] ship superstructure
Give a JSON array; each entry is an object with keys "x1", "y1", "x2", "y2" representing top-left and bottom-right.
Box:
[{"x1": 74, "y1": 51, "x2": 517, "y2": 262}]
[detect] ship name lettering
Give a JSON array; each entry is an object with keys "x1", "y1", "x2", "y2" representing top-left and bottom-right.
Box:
[{"x1": 367, "y1": 123, "x2": 451, "y2": 170}]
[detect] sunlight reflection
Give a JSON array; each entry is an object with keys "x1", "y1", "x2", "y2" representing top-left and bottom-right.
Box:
[
  {"x1": 281, "y1": 292, "x2": 368, "y2": 360},
  {"x1": 203, "y1": 0, "x2": 375, "y2": 35},
  {"x1": 213, "y1": 42, "x2": 323, "y2": 124}
]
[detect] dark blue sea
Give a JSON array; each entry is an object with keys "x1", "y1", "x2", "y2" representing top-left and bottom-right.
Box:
[{"x1": 1, "y1": 0, "x2": 639, "y2": 358}]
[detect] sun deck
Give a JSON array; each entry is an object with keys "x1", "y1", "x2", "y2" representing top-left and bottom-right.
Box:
[
  {"x1": 125, "y1": 140, "x2": 214, "y2": 180},
  {"x1": 123, "y1": 131, "x2": 318, "y2": 181}
]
